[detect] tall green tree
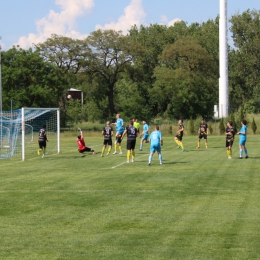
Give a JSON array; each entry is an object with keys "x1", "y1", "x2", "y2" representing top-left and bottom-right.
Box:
[
  {"x1": 1, "y1": 47, "x2": 62, "y2": 110},
  {"x1": 35, "y1": 34, "x2": 90, "y2": 123},
  {"x1": 114, "y1": 76, "x2": 152, "y2": 121},
  {"x1": 84, "y1": 29, "x2": 134, "y2": 117},
  {"x1": 229, "y1": 9, "x2": 260, "y2": 112},
  {"x1": 151, "y1": 36, "x2": 217, "y2": 119},
  {"x1": 189, "y1": 18, "x2": 219, "y2": 69},
  {"x1": 35, "y1": 34, "x2": 89, "y2": 75},
  {"x1": 128, "y1": 22, "x2": 188, "y2": 116}
]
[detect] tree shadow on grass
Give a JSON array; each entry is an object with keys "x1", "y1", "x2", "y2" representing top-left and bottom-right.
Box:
[
  {"x1": 137, "y1": 159, "x2": 187, "y2": 165},
  {"x1": 44, "y1": 153, "x2": 97, "y2": 159},
  {"x1": 235, "y1": 156, "x2": 258, "y2": 159},
  {"x1": 162, "y1": 161, "x2": 188, "y2": 165}
]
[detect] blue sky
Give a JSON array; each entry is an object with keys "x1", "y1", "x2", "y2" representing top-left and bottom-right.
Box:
[{"x1": 0, "y1": 0, "x2": 260, "y2": 50}]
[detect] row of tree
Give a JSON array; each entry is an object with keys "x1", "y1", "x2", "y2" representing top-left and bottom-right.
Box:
[{"x1": 1, "y1": 9, "x2": 260, "y2": 125}]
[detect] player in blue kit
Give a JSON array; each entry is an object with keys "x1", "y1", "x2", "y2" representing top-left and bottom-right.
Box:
[
  {"x1": 140, "y1": 120, "x2": 149, "y2": 151},
  {"x1": 148, "y1": 125, "x2": 163, "y2": 166},
  {"x1": 112, "y1": 114, "x2": 124, "y2": 154},
  {"x1": 237, "y1": 119, "x2": 248, "y2": 159},
  {"x1": 112, "y1": 113, "x2": 124, "y2": 137}
]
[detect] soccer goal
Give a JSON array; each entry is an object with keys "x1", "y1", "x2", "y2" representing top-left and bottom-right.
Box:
[{"x1": 0, "y1": 107, "x2": 60, "y2": 161}]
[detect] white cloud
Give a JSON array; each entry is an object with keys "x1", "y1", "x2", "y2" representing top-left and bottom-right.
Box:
[
  {"x1": 160, "y1": 15, "x2": 168, "y2": 24},
  {"x1": 15, "y1": 0, "x2": 94, "y2": 49},
  {"x1": 168, "y1": 18, "x2": 182, "y2": 27},
  {"x1": 160, "y1": 15, "x2": 182, "y2": 27},
  {"x1": 158, "y1": 15, "x2": 182, "y2": 26},
  {"x1": 95, "y1": 0, "x2": 146, "y2": 34}
]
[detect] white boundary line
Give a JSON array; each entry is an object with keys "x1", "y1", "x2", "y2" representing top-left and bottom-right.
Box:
[
  {"x1": 111, "y1": 153, "x2": 148, "y2": 169},
  {"x1": 0, "y1": 144, "x2": 103, "y2": 166}
]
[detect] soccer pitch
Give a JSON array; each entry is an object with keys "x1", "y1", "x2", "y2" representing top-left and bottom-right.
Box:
[{"x1": 1, "y1": 135, "x2": 260, "y2": 259}]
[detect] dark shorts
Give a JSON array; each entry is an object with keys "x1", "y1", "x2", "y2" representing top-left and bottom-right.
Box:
[
  {"x1": 79, "y1": 147, "x2": 91, "y2": 153},
  {"x1": 116, "y1": 136, "x2": 122, "y2": 144},
  {"x1": 127, "y1": 140, "x2": 136, "y2": 150},
  {"x1": 226, "y1": 139, "x2": 234, "y2": 148},
  {"x1": 38, "y1": 141, "x2": 46, "y2": 149},
  {"x1": 104, "y1": 139, "x2": 112, "y2": 146},
  {"x1": 198, "y1": 133, "x2": 207, "y2": 140},
  {"x1": 175, "y1": 135, "x2": 183, "y2": 141}
]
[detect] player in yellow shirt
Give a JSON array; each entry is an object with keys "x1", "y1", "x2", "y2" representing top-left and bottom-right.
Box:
[{"x1": 133, "y1": 118, "x2": 140, "y2": 134}]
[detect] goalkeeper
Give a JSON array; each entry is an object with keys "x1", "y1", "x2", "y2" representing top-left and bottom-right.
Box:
[
  {"x1": 77, "y1": 128, "x2": 95, "y2": 155},
  {"x1": 148, "y1": 125, "x2": 163, "y2": 166}
]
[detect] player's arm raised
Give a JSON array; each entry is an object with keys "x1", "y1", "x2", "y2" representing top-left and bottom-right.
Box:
[{"x1": 78, "y1": 128, "x2": 83, "y2": 137}]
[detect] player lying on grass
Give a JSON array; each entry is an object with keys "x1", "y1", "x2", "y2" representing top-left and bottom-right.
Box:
[{"x1": 77, "y1": 128, "x2": 95, "y2": 155}]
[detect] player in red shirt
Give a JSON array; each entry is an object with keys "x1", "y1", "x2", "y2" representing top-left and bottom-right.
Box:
[{"x1": 77, "y1": 129, "x2": 95, "y2": 154}]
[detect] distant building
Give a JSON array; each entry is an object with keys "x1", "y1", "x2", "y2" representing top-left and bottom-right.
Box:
[{"x1": 67, "y1": 88, "x2": 83, "y2": 105}]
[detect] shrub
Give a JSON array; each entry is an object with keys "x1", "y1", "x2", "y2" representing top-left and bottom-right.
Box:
[
  {"x1": 219, "y1": 118, "x2": 225, "y2": 134},
  {"x1": 189, "y1": 118, "x2": 195, "y2": 135},
  {"x1": 168, "y1": 125, "x2": 173, "y2": 135},
  {"x1": 251, "y1": 117, "x2": 257, "y2": 134},
  {"x1": 230, "y1": 113, "x2": 237, "y2": 129},
  {"x1": 208, "y1": 124, "x2": 213, "y2": 135}
]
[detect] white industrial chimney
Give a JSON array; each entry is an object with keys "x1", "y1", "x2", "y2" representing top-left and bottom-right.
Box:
[{"x1": 219, "y1": 0, "x2": 229, "y2": 118}]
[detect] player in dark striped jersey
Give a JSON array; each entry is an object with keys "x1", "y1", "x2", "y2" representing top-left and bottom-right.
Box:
[
  {"x1": 196, "y1": 119, "x2": 209, "y2": 149},
  {"x1": 174, "y1": 119, "x2": 185, "y2": 152},
  {"x1": 122, "y1": 120, "x2": 138, "y2": 163},
  {"x1": 225, "y1": 121, "x2": 236, "y2": 159},
  {"x1": 38, "y1": 124, "x2": 48, "y2": 158},
  {"x1": 101, "y1": 121, "x2": 114, "y2": 157}
]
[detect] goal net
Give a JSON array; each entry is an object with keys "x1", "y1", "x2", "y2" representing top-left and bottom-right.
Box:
[{"x1": 0, "y1": 107, "x2": 60, "y2": 161}]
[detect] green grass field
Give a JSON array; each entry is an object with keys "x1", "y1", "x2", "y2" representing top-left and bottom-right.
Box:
[{"x1": 1, "y1": 134, "x2": 260, "y2": 259}]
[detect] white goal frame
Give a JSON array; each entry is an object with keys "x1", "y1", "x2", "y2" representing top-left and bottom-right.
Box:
[{"x1": 21, "y1": 107, "x2": 60, "y2": 161}]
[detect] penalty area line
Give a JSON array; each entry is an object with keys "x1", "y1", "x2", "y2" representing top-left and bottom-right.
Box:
[
  {"x1": 111, "y1": 153, "x2": 148, "y2": 169},
  {"x1": 111, "y1": 161, "x2": 126, "y2": 169}
]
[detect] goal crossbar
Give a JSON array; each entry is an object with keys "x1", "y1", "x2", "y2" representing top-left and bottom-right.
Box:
[{"x1": 0, "y1": 107, "x2": 60, "y2": 161}]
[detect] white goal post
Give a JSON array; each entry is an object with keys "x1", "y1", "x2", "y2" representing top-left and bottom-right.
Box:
[
  {"x1": 21, "y1": 107, "x2": 60, "y2": 161},
  {"x1": 0, "y1": 107, "x2": 60, "y2": 161}
]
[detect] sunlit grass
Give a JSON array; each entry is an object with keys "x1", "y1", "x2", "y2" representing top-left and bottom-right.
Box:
[{"x1": 0, "y1": 135, "x2": 260, "y2": 259}]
